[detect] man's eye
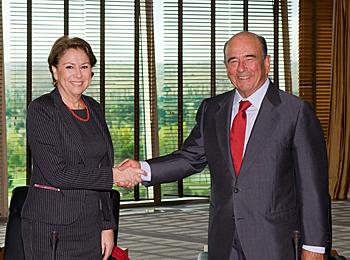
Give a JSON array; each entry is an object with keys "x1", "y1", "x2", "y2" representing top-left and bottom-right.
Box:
[
  {"x1": 65, "y1": 65, "x2": 73, "y2": 69},
  {"x1": 81, "y1": 65, "x2": 90, "y2": 69}
]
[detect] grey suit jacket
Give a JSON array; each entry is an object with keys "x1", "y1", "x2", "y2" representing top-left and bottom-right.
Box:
[
  {"x1": 145, "y1": 82, "x2": 329, "y2": 260},
  {"x1": 22, "y1": 87, "x2": 116, "y2": 230}
]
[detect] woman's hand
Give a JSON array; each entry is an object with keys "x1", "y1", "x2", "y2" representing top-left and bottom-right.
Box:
[{"x1": 101, "y1": 229, "x2": 114, "y2": 260}]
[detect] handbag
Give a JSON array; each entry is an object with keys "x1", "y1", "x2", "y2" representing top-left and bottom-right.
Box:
[{"x1": 108, "y1": 246, "x2": 129, "y2": 260}]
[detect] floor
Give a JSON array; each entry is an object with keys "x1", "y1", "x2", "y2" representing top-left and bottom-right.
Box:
[
  {"x1": 1, "y1": 201, "x2": 349, "y2": 260},
  {"x1": 117, "y1": 204, "x2": 208, "y2": 260},
  {"x1": 330, "y1": 200, "x2": 350, "y2": 259},
  {"x1": 116, "y1": 201, "x2": 350, "y2": 260}
]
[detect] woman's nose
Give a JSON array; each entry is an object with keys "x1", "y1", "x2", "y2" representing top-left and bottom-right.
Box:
[{"x1": 75, "y1": 67, "x2": 82, "y2": 77}]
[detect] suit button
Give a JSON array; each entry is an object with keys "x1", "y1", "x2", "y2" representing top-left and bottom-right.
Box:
[{"x1": 233, "y1": 188, "x2": 239, "y2": 193}]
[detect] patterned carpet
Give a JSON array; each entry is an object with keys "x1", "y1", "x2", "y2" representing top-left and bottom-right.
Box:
[
  {"x1": 331, "y1": 200, "x2": 350, "y2": 259},
  {"x1": 118, "y1": 204, "x2": 208, "y2": 260},
  {"x1": 0, "y1": 201, "x2": 349, "y2": 259},
  {"x1": 117, "y1": 201, "x2": 350, "y2": 260}
]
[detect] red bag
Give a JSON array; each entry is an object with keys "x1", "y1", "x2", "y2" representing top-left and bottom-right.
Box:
[{"x1": 110, "y1": 246, "x2": 129, "y2": 260}]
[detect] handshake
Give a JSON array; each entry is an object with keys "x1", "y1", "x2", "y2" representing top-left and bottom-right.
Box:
[{"x1": 112, "y1": 159, "x2": 146, "y2": 188}]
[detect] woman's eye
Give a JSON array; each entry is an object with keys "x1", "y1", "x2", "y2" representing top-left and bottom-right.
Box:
[
  {"x1": 81, "y1": 65, "x2": 90, "y2": 69},
  {"x1": 65, "y1": 65, "x2": 74, "y2": 69}
]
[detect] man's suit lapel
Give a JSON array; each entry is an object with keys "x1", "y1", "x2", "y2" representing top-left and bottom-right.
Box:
[
  {"x1": 215, "y1": 90, "x2": 237, "y2": 177},
  {"x1": 239, "y1": 83, "x2": 281, "y2": 175},
  {"x1": 51, "y1": 88, "x2": 88, "y2": 164}
]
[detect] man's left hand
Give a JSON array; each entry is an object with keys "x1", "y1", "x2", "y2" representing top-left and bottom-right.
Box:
[{"x1": 301, "y1": 249, "x2": 324, "y2": 260}]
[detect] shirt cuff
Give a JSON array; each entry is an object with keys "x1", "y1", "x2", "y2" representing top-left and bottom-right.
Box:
[
  {"x1": 302, "y1": 245, "x2": 325, "y2": 254},
  {"x1": 140, "y1": 161, "x2": 151, "y2": 181}
]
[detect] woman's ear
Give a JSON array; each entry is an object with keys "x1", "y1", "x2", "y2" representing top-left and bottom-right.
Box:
[{"x1": 52, "y1": 66, "x2": 58, "y2": 81}]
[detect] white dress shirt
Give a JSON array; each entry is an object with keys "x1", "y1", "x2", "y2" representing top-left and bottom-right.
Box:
[{"x1": 230, "y1": 78, "x2": 269, "y2": 156}]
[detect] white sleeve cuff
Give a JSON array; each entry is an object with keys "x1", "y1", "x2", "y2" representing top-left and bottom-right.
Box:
[
  {"x1": 140, "y1": 161, "x2": 152, "y2": 181},
  {"x1": 302, "y1": 245, "x2": 325, "y2": 254}
]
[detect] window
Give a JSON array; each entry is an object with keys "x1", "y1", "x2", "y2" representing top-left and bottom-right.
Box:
[
  {"x1": 4, "y1": 0, "x2": 297, "y2": 205},
  {"x1": 5, "y1": 0, "x2": 28, "y2": 197}
]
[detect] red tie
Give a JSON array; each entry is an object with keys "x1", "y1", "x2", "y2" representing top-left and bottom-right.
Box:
[{"x1": 230, "y1": 100, "x2": 251, "y2": 175}]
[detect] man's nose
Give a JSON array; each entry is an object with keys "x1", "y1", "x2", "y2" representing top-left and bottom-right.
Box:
[{"x1": 237, "y1": 60, "x2": 246, "y2": 72}]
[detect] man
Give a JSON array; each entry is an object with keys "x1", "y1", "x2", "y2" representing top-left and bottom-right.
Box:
[{"x1": 120, "y1": 31, "x2": 329, "y2": 260}]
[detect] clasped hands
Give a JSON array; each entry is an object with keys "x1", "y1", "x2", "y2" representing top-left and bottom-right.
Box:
[{"x1": 112, "y1": 159, "x2": 144, "y2": 188}]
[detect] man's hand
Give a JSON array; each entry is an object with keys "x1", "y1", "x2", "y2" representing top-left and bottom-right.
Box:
[
  {"x1": 118, "y1": 159, "x2": 141, "y2": 170},
  {"x1": 112, "y1": 165, "x2": 145, "y2": 188},
  {"x1": 101, "y1": 229, "x2": 114, "y2": 260},
  {"x1": 301, "y1": 249, "x2": 324, "y2": 260}
]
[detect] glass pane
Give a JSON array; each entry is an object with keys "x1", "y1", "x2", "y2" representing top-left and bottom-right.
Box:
[
  {"x1": 182, "y1": 0, "x2": 211, "y2": 197},
  {"x1": 69, "y1": 0, "x2": 100, "y2": 100},
  {"x1": 32, "y1": 0, "x2": 64, "y2": 99},
  {"x1": 5, "y1": 0, "x2": 28, "y2": 197},
  {"x1": 216, "y1": 0, "x2": 244, "y2": 94},
  {"x1": 105, "y1": 0, "x2": 135, "y2": 200}
]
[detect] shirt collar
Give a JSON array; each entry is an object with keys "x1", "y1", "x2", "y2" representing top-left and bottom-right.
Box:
[{"x1": 233, "y1": 78, "x2": 270, "y2": 110}]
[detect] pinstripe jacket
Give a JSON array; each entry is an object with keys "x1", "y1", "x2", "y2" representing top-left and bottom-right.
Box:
[{"x1": 22, "y1": 87, "x2": 116, "y2": 230}]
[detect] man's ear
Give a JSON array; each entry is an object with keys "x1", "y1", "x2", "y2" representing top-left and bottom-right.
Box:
[{"x1": 264, "y1": 55, "x2": 271, "y2": 74}]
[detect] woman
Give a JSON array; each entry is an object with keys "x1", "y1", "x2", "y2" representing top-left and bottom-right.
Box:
[{"x1": 22, "y1": 36, "x2": 143, "y2": 259}]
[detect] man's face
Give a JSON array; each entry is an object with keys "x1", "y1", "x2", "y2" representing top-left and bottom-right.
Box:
[{"x1": 224, "y1": 33, "x2": 270, "y2": 98}]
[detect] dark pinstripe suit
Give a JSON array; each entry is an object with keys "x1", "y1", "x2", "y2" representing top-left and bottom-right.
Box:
[
  {"x1": 22, "y1": 87, "x2": 116, "y2": 259},
  {"x1": 144, "y1": 83, "x2": 329, "y2": 260}
]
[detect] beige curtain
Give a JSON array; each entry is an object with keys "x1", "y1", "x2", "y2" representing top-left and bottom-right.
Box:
[
  {"x1": 299, "y1": 0, "x2": 333, "y2": 141},
  {"x1": 328, "y1": 0, "x2": 350, "y2": 199},
  {"x1": 0, "y1": 1, "x2": 9, "y2": 218}
]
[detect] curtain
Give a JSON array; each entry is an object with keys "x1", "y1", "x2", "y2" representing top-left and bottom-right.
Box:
[
  {"x1": 0, "y1": 0, "x2": 9, "y2": 218},
  {"x1": 328, "y1": 0, "x2": 350, "y2": 199},
  {"x1": 298, "y1": 0, "x2": 333, "y2": 141}
]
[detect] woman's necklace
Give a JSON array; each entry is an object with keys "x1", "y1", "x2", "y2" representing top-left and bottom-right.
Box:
[{"x1": 66, "y1": 99, "x2": 90, "y2": 122}]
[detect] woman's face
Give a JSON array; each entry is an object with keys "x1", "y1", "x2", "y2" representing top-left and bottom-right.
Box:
[{"x1": 52, "y1": 48, "x2": 92, "y2": 100}]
